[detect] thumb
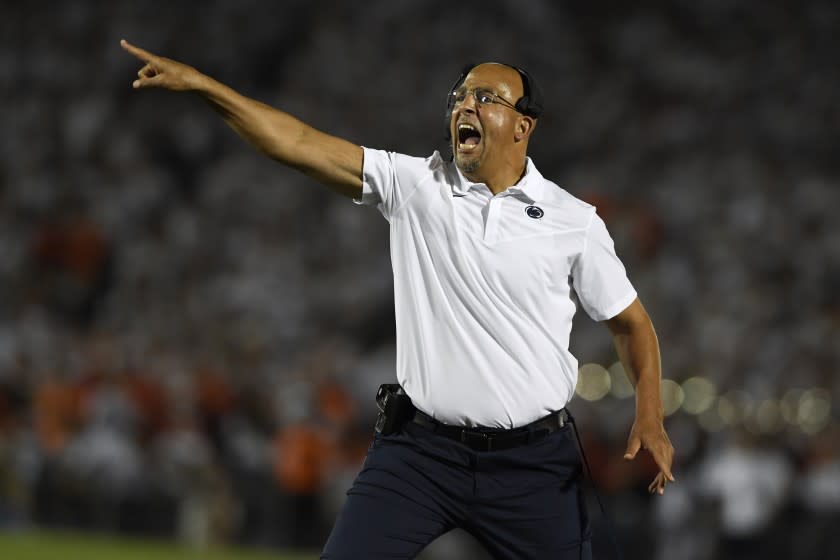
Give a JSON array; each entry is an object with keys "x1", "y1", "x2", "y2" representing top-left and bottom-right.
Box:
[
  {"x1": 133, "y1": 74, "x2": 165, "y2": 89},
  {"x1": 624, "y1": 436, "x2": 641, "y2": 460}
]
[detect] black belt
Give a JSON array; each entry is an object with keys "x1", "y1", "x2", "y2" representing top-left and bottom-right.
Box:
[{"x1": 411, "y1": 408, "x2": 569, "y2": 452}]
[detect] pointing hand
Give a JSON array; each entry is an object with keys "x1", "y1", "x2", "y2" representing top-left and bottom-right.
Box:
[{"x1": 120, "y1": 39, "x2": 203, "y2": 91}]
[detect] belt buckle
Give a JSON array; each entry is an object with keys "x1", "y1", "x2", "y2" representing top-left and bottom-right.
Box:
[{"x1": 460, "y1": 430, "x2": 492, "y2": 451}]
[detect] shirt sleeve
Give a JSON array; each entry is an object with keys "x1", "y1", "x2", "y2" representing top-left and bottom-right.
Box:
[
  {"x1": 354, "y1": 147, "x2": 441, "y2": 221},
  {"x1": 572, "y1": 211, "x2": 637, "y2": 321}
]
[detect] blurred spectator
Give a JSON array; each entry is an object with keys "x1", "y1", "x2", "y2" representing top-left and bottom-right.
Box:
[
  {"x1": 698, "y1": 431, "x2": 793, "y2": 559},
  {"x1": 29, "y1": 206, "x2": 113, "y2": 326}
]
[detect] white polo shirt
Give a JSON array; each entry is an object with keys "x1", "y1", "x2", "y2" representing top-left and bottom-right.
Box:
[{"x1": 356, "y1": 148, "x2": 637, "y2": 428}]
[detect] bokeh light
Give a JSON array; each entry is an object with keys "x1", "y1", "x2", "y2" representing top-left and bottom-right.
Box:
[
  {"x1": 780, "y1": 388, "x2": 805, "y2": 425},
  {"x1": 798, "y1": 388, "x2": 832, "y2": 434},
  {"x1": 680, "y1": 377, "x2": 717, "y2": 415},
  {"x1": 661, "y1": 379, "x2": 684, "y2": 416},
  {"x1": 753, "y1": 399, "x2": 783, "y2": 434},
  {"x1": 698, "y1": 403, "x2": 726, "y2": 433},
  {"x1": 608, "y1": 361, "x2": 635, "y2": 399},
  {"x1": 575, "y1": 363, "x2": 611, "y2": 402},
  {"x1": 717, "y1": 390, "x2": 755, "y2": 427}
]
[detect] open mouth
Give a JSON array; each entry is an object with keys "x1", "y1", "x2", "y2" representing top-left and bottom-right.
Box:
[{"x1": 457, "y1": 123, "x2": 482, "y2": 151}]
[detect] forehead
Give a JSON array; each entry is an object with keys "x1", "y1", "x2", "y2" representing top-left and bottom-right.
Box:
[{"x1": 461, "y1": 63, "x2": 524, "y2": 99}]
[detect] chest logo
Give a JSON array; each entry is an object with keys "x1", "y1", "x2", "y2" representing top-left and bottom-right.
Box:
[{"x1": 525, "y1": 205, "x2": 544, "y2": 219}]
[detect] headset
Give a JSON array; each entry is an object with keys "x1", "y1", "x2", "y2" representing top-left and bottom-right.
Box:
[{"x1": 444, "y1": 62, "x2": 544, "y2": 141}]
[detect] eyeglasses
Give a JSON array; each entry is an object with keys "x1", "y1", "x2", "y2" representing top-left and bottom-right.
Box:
[{"x1": 448, "y1": 87, "x2": 520, "y2": 113}]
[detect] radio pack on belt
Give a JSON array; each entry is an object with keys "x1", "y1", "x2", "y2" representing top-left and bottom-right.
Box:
[{"x1": 375, "y1": 384, "x2": 415, "y2": 435}]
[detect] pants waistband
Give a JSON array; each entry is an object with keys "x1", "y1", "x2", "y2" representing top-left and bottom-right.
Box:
[{"x1": 411, "y1": 408, "x2": 570, "y2": 452}]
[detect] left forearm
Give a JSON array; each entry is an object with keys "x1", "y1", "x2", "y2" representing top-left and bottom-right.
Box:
[
  {"x1": 606, "y1": 299, "x2": 675, "y2": 488},
  {"x1": 606, "y1": 300, "x2": 663, "y2": 421},
  {"x1": 615, "y1": 327, "x2": 663, "y2": 420}
]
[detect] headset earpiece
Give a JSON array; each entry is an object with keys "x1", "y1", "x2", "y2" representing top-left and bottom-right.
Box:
[{"x1": 512, "y1": 66, "x2": 543, "y2": 119}]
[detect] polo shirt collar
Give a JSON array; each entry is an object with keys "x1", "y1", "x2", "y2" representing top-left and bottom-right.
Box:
[{"x1": 451, "y1": 157, "x2": 545, "y2": 203}]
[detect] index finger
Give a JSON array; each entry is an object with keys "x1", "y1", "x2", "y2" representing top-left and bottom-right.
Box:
[{"x1": 120, "y1": 39, "x2": 156, "y2": 63}]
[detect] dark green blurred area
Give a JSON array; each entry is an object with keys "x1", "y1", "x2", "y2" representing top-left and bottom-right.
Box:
[{"x1": 0, "y1": 531, "x2": 316, "y2": 560}]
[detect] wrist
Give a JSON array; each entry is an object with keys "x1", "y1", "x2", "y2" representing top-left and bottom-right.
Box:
[
  {"x1": 635, "y1": 398, "x2": 664, "y2": 423},
  {"x1": 635, "y1": 408, "x2": 664, "y2": 424},
  {"x1": 634, "y1": 375, "x2": 663, "y2": 420},
  {"x1": 191, "y1": 71, "x2": 215, "y2": 94}
]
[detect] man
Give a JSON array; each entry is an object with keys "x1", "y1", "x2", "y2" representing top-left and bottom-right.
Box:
[{"x1": 121, "y1": 40, "x2": 675, "y2": 559}]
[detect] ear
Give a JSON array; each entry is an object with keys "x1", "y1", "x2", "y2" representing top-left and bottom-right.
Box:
[{"x1": 514, "y1": 116, "x2": 536, "y2": 142}]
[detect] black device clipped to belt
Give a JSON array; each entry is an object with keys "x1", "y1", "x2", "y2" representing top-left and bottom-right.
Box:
[
  {"x1": 373, "y1": 384, "x2": 625, "y2": 560},
  {"x1": 375, "y1": 384, "x2": 415, "y2": 436}
]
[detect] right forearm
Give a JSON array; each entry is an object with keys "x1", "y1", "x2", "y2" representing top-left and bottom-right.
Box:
[
  {"x1": 194, "y1": 74, "x2": 362, "y2": 194},
  {"x1": 196, "y1": 75, "x2": 307, "y2": 164}
]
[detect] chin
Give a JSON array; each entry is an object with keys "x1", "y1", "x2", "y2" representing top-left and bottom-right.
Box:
[
  {"x1": 456, "y1": 157, "x2": 480, "y2": 174},
  {"x1": 454, "y1": 150, "x2": 482, "y2": 174}
]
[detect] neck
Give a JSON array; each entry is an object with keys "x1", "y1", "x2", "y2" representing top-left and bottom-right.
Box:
[{"x1": 463, "y1": 155, "x2": 528, "y2": 196}]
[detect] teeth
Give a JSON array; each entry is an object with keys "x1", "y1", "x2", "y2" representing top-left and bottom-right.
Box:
[{"x1": 457, "y1": 123, "x2": 480, "y2": 152}]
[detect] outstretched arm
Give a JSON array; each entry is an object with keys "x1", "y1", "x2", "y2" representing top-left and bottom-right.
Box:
[
  {"x1": 121, "y1": 40, "x2": 363, "y2": 198},
  {"x1": 604, "y1": 298, "x2": 675, "y2": 495}
]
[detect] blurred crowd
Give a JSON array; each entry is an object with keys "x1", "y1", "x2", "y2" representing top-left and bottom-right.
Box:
[{"x1": 1, "y1": 1, "x2": 839, "y2": 558}]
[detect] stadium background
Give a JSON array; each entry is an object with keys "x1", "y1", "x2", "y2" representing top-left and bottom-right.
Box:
[{"x1": 1, "y1": 1, "x2": 838, "y2": 558}]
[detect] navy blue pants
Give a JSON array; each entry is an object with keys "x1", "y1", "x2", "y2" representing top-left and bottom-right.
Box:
[{"x1": 322, "y1": 420, "x2": 592, "y2": 559}]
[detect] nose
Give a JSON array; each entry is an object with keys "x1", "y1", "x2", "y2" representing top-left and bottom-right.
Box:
[{"x1": 457, "y1": 92, "x2": 478, "y2": 114}]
